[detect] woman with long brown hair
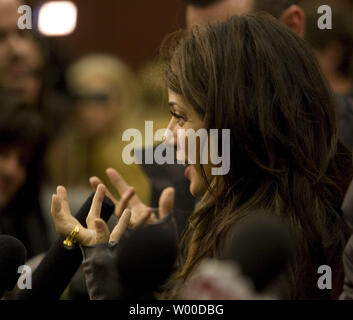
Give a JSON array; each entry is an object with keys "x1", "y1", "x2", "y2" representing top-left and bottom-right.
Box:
[{"x1": 50, "y1": 13, "x2": 352, "y2": 299}]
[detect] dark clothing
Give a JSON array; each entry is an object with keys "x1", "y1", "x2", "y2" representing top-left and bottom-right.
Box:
[
  {"x1": 80, "y1": 243, "x2": 122, "y2": 300},
  {"x1": 336, "y1": 94, "x2": 353, "y2": 151},
  {"x1": 340, "y1": 178, "x2": 353, "y2": 299},
  {"x1": 80, "y1": 209, "x2": 347, "y2": 300},
  {"x1": 80, "y1": 213, "x2": 179, "y2": 300},
  {"x1": 0, "y1": 203, "x2": 49, "y2": 259},
  {"x1": 79, "y1": 213, "x2": 292, "y2": 300},
  {"x1": 343, "y1": 179, "x2": 353, "y2": 229},
  {"x1": 340, "y1": 234, "x2": 353, "y2": 300}
]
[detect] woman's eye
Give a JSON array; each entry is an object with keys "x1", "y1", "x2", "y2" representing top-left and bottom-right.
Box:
[
  {"x1": 176, "y1": 117, "x2": 185, "y2": 126},
  {"x1": 170, "y1": 111, "x2": 185, "y2": 126}
]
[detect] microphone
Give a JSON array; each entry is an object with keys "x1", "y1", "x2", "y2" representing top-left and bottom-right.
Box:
[
  {"x1": 0, "y1": 235, "x2": 27, "y2": 297},
  {"x1": 181, "y1": 259, "x2": 258, "y2": 300},
  {"x1": 116, "y1": 215, "x2": 178, "y2": 299},
  {"x1": 17, "y1": 193, "x2": 115, "y2": 300},
  {"x1": 181, "y1": 214, "x2": 293, "y2": 299},
  {"x1": 224, "y1": 214, "x2": 293, "y2": 293}
]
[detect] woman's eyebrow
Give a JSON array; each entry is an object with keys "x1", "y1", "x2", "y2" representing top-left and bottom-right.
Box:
[
  {"x1": 168, "y1": 101, "x2": 178, "y2": 107},
  {"x1": 168, "y1": 101, "x2": 185, "y2": 111}
]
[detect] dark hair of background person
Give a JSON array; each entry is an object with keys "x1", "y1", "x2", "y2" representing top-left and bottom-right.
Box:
[
  {"x1": 182, "y1": 0, "x2": 220, "y2": 7},
  {"x1": 31, "y1": 34, "x2": 74, "y2": 137},
  {"x1": 0, "y1": 95, "x2": 49, "y2": 258},
  {"x1": 183, "y1": 0, "x2": 300, "y2": 18},
  {"x1": 161, "y1": 13, "x2": 353, "y2": 299}
]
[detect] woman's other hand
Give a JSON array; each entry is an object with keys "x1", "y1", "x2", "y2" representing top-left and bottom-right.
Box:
[{"x1": 89, "y1": 168, "x2": 175, "y2": 227}]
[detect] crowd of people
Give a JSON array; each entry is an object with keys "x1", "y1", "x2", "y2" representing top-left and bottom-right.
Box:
[{"x1": 0, "y1": 0, "x2": 353, "y2": 300}]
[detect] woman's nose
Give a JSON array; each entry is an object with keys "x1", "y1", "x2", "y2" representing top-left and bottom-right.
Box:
[{"x1": 163, "y1": 118, "x2": 177, "y2": 148}]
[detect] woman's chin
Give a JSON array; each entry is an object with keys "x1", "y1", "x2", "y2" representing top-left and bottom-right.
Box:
[{"x1": 189, "y1": 180, "x2": 206, "y2": 198}]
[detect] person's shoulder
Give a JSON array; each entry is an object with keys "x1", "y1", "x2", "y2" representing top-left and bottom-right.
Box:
[
  {"x1": 334, "y1": 93, "x2": 353, "y2": 150},
  {"x1": 335, "y1": 93, "x2": 353, "y2": 116},
  {"x1": 343, "y1": 179, "x2": 353, "y2": 229}
]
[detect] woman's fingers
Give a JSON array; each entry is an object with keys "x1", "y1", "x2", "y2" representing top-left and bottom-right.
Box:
[
  {"x1": 131, "y1": 207, "x2": 153, "y2": 228},
  {"x1": 106, "y1": 168, "x2": 141, "y2": 207},
  {"x1": 51, "y1": 186, "x2": 101, "y2": 246},
  {"x1": 147, "y1": 213, "x2": 158, "y2": 223},
  {"x1": 56, "y1": 186, "x2": 71, "y2": 215},
  {"x1": 51, "y1": 193, "x2": 80, "y2": 237},
  {"x1": 89, "y1": 176, "x2": 101, "y2": 190},
  {"x1": 93, "y1": 219, "x2": 110, "y2": 244},
  {"x1": 109, "y1": 209, "x2": 131, "y2": 243},
  {"x1": 115, "y1": 187, "x2": 135, "y2": 218},
  {"x1": 89, "y1": 176, "x2": 119, "y2": 206},
  {"x1": 159, "y1": 187, "x2": 175, "y2": 219},
  {"x1": 86, "y1": 184, "x2": 106, "y2": 229},
  {"x1": 51, "y1": 194, "x2": 63, "y2": 224}
]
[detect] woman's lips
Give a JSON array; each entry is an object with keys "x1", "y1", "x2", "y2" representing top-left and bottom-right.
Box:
[{"x1": 184, "y1": 165, "x2": 191, "y2": 179}]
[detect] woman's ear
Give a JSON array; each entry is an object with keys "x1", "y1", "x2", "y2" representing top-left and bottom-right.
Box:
[{"x1": 279, "y1": 5, "x2": 306, "y2": 38}]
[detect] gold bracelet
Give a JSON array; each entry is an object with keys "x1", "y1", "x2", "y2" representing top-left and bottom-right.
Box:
[{"x1": 63, "y1": 226, "x2": 80, "y2": 250}]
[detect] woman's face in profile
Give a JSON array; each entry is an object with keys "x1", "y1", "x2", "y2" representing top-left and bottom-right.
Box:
[{"x1": 165, "y1": 90, "x2": 213, "y2": 198}]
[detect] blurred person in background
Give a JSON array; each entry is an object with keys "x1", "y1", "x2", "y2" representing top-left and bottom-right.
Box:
[
  {"x1": 0, "y1": 0, "x2": 73, "y2": 136},
  {"x1": 44, "y1": 54, "x2": 153, "y2": 300},
  {"x1": 138, "y1": 60, "x2": 170, "y2": 131},
  {"x1": 0, "y1": 0, "x2": 43, "y2": 105},
  {"x1": 304, "y1": 1, "x2": 353, "y2": 150},
  {"x1": 305, "y1": 2, "x2": 353, "y2": 98},
  {"x1": 0, "y1": 0, "x2": 73, "y2": 243},
  {"x1": 0, "y1": 96, "x2": 49, "y2": 259},
  {"x1": 183, "y1": 0, "x2": 353, "y2": 151},
  {"x1": 45, "y1": 54, "x2": 151, "y2": 213}
]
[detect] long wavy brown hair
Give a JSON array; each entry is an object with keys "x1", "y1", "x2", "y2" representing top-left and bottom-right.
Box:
[{"x1": 161, "y1": 13, "x2": 352, "y2": 299}]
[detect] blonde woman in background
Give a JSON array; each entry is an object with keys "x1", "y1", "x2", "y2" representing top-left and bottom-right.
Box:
[{"x1": 45, "y1": 54, "x2": 151, "y2": 214}]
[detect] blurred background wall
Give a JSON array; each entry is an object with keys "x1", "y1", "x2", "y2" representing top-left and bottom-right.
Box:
[{"x1": 27, "y1": 0, "x2": 186, "y2": 70}]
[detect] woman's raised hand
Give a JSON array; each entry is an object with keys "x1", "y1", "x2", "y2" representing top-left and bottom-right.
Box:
[
  {"x1": 51, "y1": 184, "x2": 134, "y2": 245},
  {"x1": 89, "y1": 168, "x2": 175, "y2": 228}
]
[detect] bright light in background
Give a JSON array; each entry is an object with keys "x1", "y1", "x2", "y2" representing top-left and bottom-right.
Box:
[{"x1": 38, "y1": 1, "x2": 77, "y2": 36}]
